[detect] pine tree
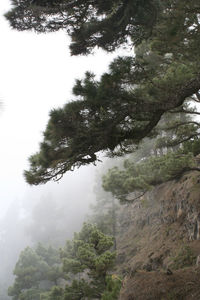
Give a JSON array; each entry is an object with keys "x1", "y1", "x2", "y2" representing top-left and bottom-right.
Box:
[
  {"x1": 60, "y1": 223, "x2": 116, "y2": 299},
  {"x1": 24, "y1": 55, "x2": 200, "y2": 185},
  {"x1": 8, "y1": 244, "x2": 63, "y2": 300},
  {"x1": 5, "y1": 0, "x2": 200, "y2": 185},
  {"x1": 103, "y1": 151, "x2": 200, "y2": 203},
  {"x1": 8, "y1": 225, "x2": 119, "y2": 300},
  {"x1": 5, "y1": 0, "x2": 159, "y2": 55}
]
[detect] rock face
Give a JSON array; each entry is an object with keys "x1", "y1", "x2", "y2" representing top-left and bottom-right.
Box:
[{"x1": 116, "y1": 171, "x2": 200, "y2": 300}]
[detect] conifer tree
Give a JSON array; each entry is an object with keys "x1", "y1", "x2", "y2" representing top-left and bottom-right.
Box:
[
  {"x1": 60, "y1": 223, "x2": 116, "y2": 299},
  {"x1": 103, "y1": 150, "x2": 200, "y2": 203},
  {"x1": 8, "y1": 225, "x2": 119, "y2": 300},
  {"x1": 5, "y1": 0, "x2": 200, "y2": 185},
  {"x1": 8, "y1": 244, "x2": 63, "y2": 300},
  {"x1": 5, "y1": 0, "x2": 159, "y2": 55}
]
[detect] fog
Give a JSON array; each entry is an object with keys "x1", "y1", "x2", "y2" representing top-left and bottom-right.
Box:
[
  {"x1": 0, "y1": 164, "x2": 100, "y2": 299},
  {"x1": 0, "y1": 0, "x2": 126, "y2": 298}
]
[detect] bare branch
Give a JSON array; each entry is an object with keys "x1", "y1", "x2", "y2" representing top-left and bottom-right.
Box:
[{"x1": 119, "y1": 190, "x2": 147, "y2": 203}]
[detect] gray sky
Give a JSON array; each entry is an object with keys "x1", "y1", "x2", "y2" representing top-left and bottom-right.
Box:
[{"x1": 0, "y1": 0, "x2": 131, "y2": 217}]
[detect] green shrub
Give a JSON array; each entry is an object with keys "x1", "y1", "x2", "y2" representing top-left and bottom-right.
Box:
[{"x1": 101, "y1": 275, "x2": 122, "y2": 300}]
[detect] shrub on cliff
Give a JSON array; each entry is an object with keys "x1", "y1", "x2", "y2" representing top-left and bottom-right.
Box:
[{"x1": 103, "y1": 151, "x2": 200, "y2": 203}]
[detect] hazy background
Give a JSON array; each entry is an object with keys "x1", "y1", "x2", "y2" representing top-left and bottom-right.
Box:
[
  {"x1": 0, "y1": 0, "x2": 117, "y2": 218},
  {"x1": 0, "y1": 0, "x2": 132, "y2": 298}
]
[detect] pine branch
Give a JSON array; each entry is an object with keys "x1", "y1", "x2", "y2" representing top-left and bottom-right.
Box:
[
  {"x1": 167, "y1": 133, "x2": 200, "y2": 147},
  {"x1": 169, "y1": 109, "x2": 200, "y2": 115},
  {"x1": 162, "y1": 121, "x2": 200, "y2": 131}
]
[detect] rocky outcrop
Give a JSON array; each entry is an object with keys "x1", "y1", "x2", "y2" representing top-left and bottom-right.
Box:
[{"x1": 116, "y1": 171, "x2": 200, "y2": 299}]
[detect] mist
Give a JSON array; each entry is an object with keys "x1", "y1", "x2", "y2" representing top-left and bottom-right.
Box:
[
  {"x1": 0, "y1": 163, "x2": 103, "y2": 298},
  {"x1": 0, "y1": 0, "x2": 135, "y2": 297},
  {"x1": 0, "y1": 1, "x2": 118, "y2": 298}
]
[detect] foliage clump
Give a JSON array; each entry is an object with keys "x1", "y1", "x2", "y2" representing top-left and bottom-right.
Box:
[
  {"x1": 101, "y1": 275, "x2": 122, "y2": 300},
  {"x1": 5, "y1": 0, "x2": 159, "y2": 55},
  {"x1": 8, "y1": 244, "x2": 63, "y2": 300},
  {"x1": 103, "y1": 151, "x2": 199, "y2": 203},
  {"x1": 8, "y1": 224, "x2": 120, "y2": 300},
  {"x1": 4, "y1": 0, "x2": 200, "y2": 185},
  {"x1": 60, "y1": 223, "x2": 116, "y2": 299}
]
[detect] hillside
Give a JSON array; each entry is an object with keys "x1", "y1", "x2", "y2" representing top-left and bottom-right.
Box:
[{"x1": 116, "y1": 170, "x2": 200, "y2": 299}]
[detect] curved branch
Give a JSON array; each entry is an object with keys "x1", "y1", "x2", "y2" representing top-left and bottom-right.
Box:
[
  {"x1": 119, "y1": 190, "x2": 147, "y2": 204},
  {"x1": 162, "y1": 121, "x2": 200, "y2": 131},
  {"x1": 167, "y1": 133, "x2": 200, "y2": 147},
  {"x1": 169, "y1": 109, "x2": 200, "y2": 115}
]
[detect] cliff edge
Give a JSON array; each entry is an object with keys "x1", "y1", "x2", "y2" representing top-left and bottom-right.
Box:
[{"x1": 116, "y1": 171, "x2": 200, "y2": 300}]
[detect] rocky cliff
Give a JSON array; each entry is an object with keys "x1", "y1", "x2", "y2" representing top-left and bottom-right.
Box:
[{"x1": 116, "y1": 170, "x2": 200, "y2": 300}]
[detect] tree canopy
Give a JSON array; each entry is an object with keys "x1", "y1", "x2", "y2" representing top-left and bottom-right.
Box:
[
  {"x1": 60, "y1": 223, "x2": 116, "y2": 299},
  {"x1": 102, "y1": 151, "x2": 200, "y2": 203},
  {"x1": 8, "y1": 225, "x2": 119, "y2": 300},
  {"x1": 6, "y1": 0, "x2": 159, "y2": 55},
  {"x1": 8, "y1": 244, "x2": 63, "y2": 300},
  {"x1": 5, "y1": 0, "x2": 200, "y2": 185},
  {"x1": 102, "y1": 101, "x2": 200, "y2": 203}
]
